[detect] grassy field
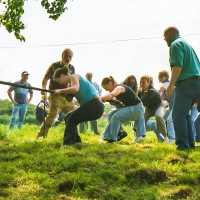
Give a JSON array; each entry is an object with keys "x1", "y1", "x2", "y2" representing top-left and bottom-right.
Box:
[{"x1": 0, "y1": 120, "x2": 200, "y2": 200}]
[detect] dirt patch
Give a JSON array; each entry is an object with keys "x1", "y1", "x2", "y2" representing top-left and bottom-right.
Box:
[
  {"x1": 57, "y1": 195, "x2": 77, "y2": 200},
  {"x1": 165, "y1": 155, "x2": 185, "y2": 165},
  {"x1": 58, "y1": 180, "x2": 86, "y2": 192},
  {"x1": 167, "y1": 186, "x2": 194, "y2": 199},
  {"x1": 126, "y1": 168, "x2": 168, "y2": 185}
]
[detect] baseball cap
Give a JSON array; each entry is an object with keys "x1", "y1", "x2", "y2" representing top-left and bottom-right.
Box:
[{"x1": 21, "y1": 71, "x2": 30, "y2": 75}]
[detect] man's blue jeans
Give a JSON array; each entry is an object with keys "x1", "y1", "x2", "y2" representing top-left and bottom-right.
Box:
[
  {"x1": 190, "y1": 105, "x2": 198, "y2": 138},
  {"x1": 9, "y1": 103, "x2": 27, "y2": 130},
  {"x1": 173, "y1": 79, "x2": 200, "y2": 150},
  {"x1": 164, "y1": 109, "x2": 175, "y2": 140},
  {"x1": 194, "y1": 114, "x2": 200, "y2": 142},
  {"x1": 102, "y1": 103, "x2": 146, "y2": 141}
]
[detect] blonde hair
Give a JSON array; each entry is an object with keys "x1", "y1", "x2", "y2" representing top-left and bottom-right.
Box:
[
  {"x1": 140, "y1": 75, "x2": 154, "y2": 87},
  {"x1": 158, "y1": 70, "x2": 169, "y2": 79}
]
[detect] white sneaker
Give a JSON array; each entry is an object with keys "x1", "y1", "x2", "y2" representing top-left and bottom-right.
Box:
[
  {"x1": 169, "y1": 139, "x2": 175, "y2": 143},
  {"x1": 131, "y1": 136, "x2": 144, "y2": 144},
  {"x1": 163, "y1": 137, "x2": 173, "y2": 143}
]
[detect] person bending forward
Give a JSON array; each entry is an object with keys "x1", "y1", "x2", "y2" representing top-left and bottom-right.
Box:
[
  {"x1": 54, "y1": 68, "x2": 104, "y2": 145},
  {"x1": 100, "y1": 76, "x2": 146, "y2": 143}
]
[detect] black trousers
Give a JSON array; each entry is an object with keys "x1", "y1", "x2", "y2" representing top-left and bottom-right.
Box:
[{"x1": 63, "y1": 98, "x2": 104, "y2": 145}]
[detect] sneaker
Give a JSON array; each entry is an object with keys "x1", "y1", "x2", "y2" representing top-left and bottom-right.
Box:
[
  {"x1": 36, "y1": 133, "x2": 47, "y2": 139},
  {"x1": 131, "y1": 136, "x2": 144, "y2": 144},
  {"x1": 169, "y1": 139, "x2": 175, "y2": 143},
  {"x1": 99, "y1": 138, "x2": 116, "y2": 143},
  {"x1": 108, "y1": 139, "x2": 116, "y2": 143},
  {"x1": 99, "y1": 138, "x2": 107, "y2": 143},
  {"x1": 163, "y1": 137, "x2": 174, "y2": 143},
  {"x1": 118, "y1": 131, "x2": 128, "y2": 141}
]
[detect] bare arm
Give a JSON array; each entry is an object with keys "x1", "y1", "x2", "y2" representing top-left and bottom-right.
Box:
[
  {"x1": 158, "y1": 87, "x2": 166, "y2": 94},
  {"x1": 42, "y1": 77, "x2": 49, "y2": 89},
  {"x1": 27, "y1": 93, "x2": 33, "y2": 104},
  {"x1": 7, "y1": 89, "x2": 17, "y2": 105},
  {"x1": 101, "y1": 86, "x2": 125, "y2": 101},
  {"x1": 166, "y1": 66, "x2": 182, "y2": 97},
  {"x1": 54, "y1": 75, "x2": 80, "y2": 95}
]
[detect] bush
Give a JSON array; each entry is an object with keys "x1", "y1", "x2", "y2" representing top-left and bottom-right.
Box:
[
  {"x1": 25, "y1": 115, "x2": 38, "y2": 124},
  {"x1": 0, "y1": 115, "x2": 10, "y2": 124},
  {"x1": 0, "y1": 125, "x2": 8, "y2": 139}
]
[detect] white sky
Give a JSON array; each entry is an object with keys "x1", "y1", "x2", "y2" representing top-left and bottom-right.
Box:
[{"x1": 0, "y1": 0, "x2": 200, "y2": 105}]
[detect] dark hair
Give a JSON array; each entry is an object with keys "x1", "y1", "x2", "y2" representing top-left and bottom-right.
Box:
[
  {"x1": 101, "y1": 76, "x2": 117, "y2": 87},
  {"x1": 122, "y1": 75, "x2": 138, "y2": 93},
  {"x1": 53, "y1": 68, "x2": 69, "y2": 79}
]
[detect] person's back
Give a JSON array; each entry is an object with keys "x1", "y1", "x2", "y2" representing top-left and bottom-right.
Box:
[
  {"x1": 53, "y1": 69, "x2": 104, "y2": 145},
  {"x1": 36, "y1": 95, "x2": 50, "y2": 124},
  {"x1": 79, "y1": 72, "x2": 102, "y2": 134}
]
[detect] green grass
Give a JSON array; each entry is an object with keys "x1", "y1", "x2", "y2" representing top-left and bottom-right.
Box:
[{"x1": 0, "y1": 122, "x2": 200, "y2": 200}]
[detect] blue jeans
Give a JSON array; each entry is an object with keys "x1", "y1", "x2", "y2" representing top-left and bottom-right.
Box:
[
  {"x1": 79, "y1": 120, "x2": 99, "y2": 134},
  {"x1": 190, "y1": 105, "x2": 198, "y2": 137},
  {"x1": 146, "y1": 119, "x2": 164, "y2": 141},
  {"x1": 9, "y1": 103, "x2": 27, "y2": 130},
  {"x1": 144, "y1": 104, "x2": 167, "y2": 135},
  {"x1": 173, "y1": 79, "x2": 200, "y2": 150},
  {"x1": 163, "y1": 109, "x2": 175, "y2": 140},
  {"x1": 194, "y1": 114, "x2": 200, "y2": 142},
  {"x1": 102, "y1": 103, "x2": 146, "y2": 141}
]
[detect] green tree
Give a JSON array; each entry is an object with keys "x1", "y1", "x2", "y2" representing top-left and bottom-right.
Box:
[{"x1": 0, "y1": 0, "x2": 69, "y2": 41}]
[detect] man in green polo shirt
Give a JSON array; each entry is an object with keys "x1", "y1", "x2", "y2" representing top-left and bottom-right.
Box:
[{"x1": 164, "y1": 26, "x2": 200, "y2": 150}]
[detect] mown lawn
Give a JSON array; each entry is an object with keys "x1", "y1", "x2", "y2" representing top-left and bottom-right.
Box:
[{"x1": 0, "y1": 122, "x2": 200, "y2": 200}]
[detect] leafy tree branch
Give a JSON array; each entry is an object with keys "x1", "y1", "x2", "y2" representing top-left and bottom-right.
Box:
[{"x1": 0, "y1": 0, "x2": 69, "y2": 42}]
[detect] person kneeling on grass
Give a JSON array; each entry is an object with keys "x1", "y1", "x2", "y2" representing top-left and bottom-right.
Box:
[
  {"x1": 100, "y1": 76, "x2": 146, "y2": 143},
  {"x1": 53, "y1": 68, "x2": 104, "y2": 145}
]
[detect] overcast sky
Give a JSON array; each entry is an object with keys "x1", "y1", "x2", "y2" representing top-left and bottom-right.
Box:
[{"x1": 0, "y1": 0, "x2": 200, "y2": 104}]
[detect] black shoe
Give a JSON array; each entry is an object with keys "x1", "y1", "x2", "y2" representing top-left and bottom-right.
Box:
[
  {"x1": 118, "y1": 131, "x2": 127, "y2": 141},
  {"x1": 190, "y1": 144, "x2": 195, "y2": 149},
  {"x1": 108, "y1": 139, "x2": 116, "y2": 143}
]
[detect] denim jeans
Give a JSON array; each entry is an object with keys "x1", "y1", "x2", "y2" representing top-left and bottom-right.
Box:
[
  {"x1": 144, "y1": 104, "x2": 167, "y2": 135},
  {"x1": 9, "y1": 103, "x2": 27, "y2": 130},
  {"x1": 102, "y1": 103, "x2": 146, "y2": 141},
  {"x1": 173, "y1": 79, "x2": 200, "y2": 150},
  {"x1": 79, "y1": 122, "x2": 88, "y2": 133},
  {"x1": 63, "y1": 99, "x2": 104, "y2": 145},
  {"x1": 190, "y1": 105, "x2": 198, "y2": 137},
  {"x1": 194, "y1": 114, "x2": 200, "y2": 142},
  {"x1": 79, "y1": 120, "x2": 99, "y2": 134},
  {"x1": 163, "y1": 109, "x2": 175, "y2": 140},
  {"x1": 146, "y1": 119, "x2": 164, "y2": 141}
]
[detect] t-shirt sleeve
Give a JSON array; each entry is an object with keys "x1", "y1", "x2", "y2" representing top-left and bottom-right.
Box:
[{"x1": 170, "y1": 44, "x2": 184, "y2": 67}]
